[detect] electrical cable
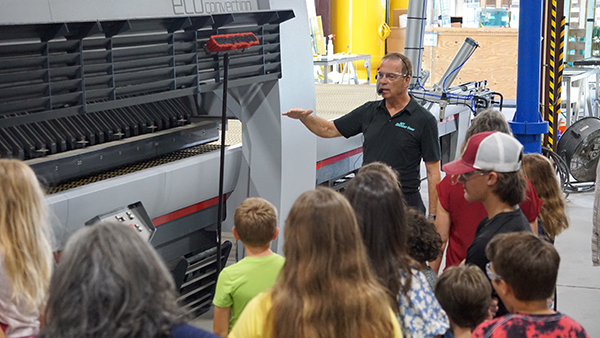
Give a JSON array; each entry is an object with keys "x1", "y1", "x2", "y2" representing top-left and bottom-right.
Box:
[
  {"x1": 542, "y1": 147, "x2": 596, "y2": 195},
  {"x1": 488, "y1": 91, "x2": 504, "y2": 111},
  {"x1": 411, "y1": 90, "x2": 480, "y2": 113},
  {"x1": 412, "y1": 90, "x2": 473, "y2": 101}
]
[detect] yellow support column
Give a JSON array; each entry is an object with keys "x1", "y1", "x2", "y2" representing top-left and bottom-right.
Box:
[{"x1": 331, "y1": 0, "x2": 386, "y2": 81}]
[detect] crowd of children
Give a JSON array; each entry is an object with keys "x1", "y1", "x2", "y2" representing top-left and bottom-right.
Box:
[{"x1": 0, "y1": 108, "x2": 591, "y2": 338}]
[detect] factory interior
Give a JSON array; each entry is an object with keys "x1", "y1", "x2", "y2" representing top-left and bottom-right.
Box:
[{"x1": 0, "y1": 0, "x2": 600, "y2": 337}]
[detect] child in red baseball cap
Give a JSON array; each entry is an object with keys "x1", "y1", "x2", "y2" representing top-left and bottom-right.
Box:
[{"x1": 443, "y1": 131, "x2": 532, "y2": 317}]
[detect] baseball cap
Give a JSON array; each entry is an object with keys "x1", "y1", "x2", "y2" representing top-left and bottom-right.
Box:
[{"x1": 443, "y1": 131, "x2": 523, "y2": 175}]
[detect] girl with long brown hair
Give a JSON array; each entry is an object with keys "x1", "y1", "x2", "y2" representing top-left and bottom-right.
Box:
[
  {"x1": 229, "y1": 187, "x2": 402, "y2": 338},
  {"x1": 345, "y1": 171, "x2": 449, "y2": 337},
  {"x1": 0, "y1": 160, "x2": 53, "y2": 338},
  {"x1": 522, "y1": 154, "x2": 569, "y2": 242}
]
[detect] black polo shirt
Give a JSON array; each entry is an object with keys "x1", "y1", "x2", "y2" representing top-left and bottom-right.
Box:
[{"x1": 333, "y1": 96, "x2": 440, "y2": 194}]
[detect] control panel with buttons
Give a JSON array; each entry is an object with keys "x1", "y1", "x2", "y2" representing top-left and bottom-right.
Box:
[{"x1": 85, "y1": 201, "x2": 156, "y2": 242}]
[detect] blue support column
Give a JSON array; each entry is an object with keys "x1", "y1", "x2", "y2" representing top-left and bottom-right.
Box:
[{"x1": 508, "y1": 0, "x2": 549, "y2": 154}]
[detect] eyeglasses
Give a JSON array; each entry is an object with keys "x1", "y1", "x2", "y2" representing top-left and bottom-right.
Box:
[
  {"x1": 377, "y1": 71, "x2": 410, "y2": 81},
  {"x1": 486, "y1": 262, "x2": 503, "y2": 281},
  {"x1": 459, "y1": 170, "x2": 490, "y2": 182}
]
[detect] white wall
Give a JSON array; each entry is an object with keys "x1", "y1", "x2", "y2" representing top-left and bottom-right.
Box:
[{"x1": 306, "y1": 0, "x2": 317, "y2": 17}]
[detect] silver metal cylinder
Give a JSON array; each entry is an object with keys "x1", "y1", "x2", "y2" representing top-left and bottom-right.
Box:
[
  {"x1": 404, "y1": 0, "x2": 427, "y2": 87},
  {"x1": 435, "y1": 37, "x2": 479, "y2": 91}
]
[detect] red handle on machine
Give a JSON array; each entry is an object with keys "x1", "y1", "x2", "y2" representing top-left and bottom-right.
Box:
[{"x1": 206, "y1": 32, "x2": 259, "y2": 52}]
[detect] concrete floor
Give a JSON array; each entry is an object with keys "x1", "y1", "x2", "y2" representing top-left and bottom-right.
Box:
[
  {"x1": 190, "y1": 307, "x2": 214, "y2": 332},
  {"x1": 554, "y1": 191, "x2": 600, "y2": 335}
]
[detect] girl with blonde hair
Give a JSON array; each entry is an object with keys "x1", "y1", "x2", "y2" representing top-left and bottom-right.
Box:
[
  {"x1": 522, "y1": 154, "x2": 569, "y2": 242},
  {"x1": 230, "y1": 187, "x2": 402, "y2": 338},
  {"x1": 0, "y1": 159, "x2": 53, "y2": 338}
]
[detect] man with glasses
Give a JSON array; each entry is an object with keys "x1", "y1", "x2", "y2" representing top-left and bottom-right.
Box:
[
  {"x1": 442, "y1": 131, "x2": 531, "y2": 317},
  {"x1": 283, "y1": 53, "x2": 441, "y2": 216}
]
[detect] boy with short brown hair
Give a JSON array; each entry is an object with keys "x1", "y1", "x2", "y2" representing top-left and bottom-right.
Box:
[
  {"x1": 212, "y1": 198, "x2": 284, "y2": 338},
  {"x1": 435, "y1": 265, "x2": 491, "y2": 338},
  {"x1": 472, "y1": 232, "x2": 589, "y2": 338}
]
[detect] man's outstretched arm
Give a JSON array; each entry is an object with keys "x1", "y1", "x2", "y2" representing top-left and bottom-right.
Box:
[{"x1": 283, "y1": 108, "x2": 342, "y2": 138}]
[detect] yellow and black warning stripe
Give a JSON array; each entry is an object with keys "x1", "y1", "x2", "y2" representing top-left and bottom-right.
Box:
[{"x1": 548, "y1": 0, "x2": 565, "y2": 150}]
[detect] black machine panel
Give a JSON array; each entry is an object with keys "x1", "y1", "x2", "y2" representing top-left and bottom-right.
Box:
[{"x1": 0, "y1": 11, "x2": 294, "y2": 185}]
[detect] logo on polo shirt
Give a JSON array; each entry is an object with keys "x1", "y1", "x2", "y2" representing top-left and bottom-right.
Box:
[{"x1": 395, "y1": 122, "x2": 415, "y2": 131}]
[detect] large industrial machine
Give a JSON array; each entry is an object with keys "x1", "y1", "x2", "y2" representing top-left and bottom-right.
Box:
[
  {"x1": 0, "y1": 0, "x2": 501, "y2": 317},
  {"x1": 0, "y1": 1, "x2": 295, "y2": 317}
]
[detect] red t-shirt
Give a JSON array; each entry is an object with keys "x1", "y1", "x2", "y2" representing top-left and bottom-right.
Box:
[
  {"x1": 472, "y1": 312, "x2": 589, "y2": 338},
  {"x1": 436, "y1": 175, "x2": 542, "y2": 269}
]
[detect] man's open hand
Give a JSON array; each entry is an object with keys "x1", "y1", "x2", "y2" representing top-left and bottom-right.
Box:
[{"x1": 282, "y1": 108, "x2": 313, "y2": 119}]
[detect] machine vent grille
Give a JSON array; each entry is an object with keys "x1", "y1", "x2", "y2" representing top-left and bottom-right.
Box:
[
  {"x1": 177, "y1": 240, "x2": 233, "y2": 318},
  {"x1": 0, "y1": 11, "x2": 294, "y2": 129}
]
